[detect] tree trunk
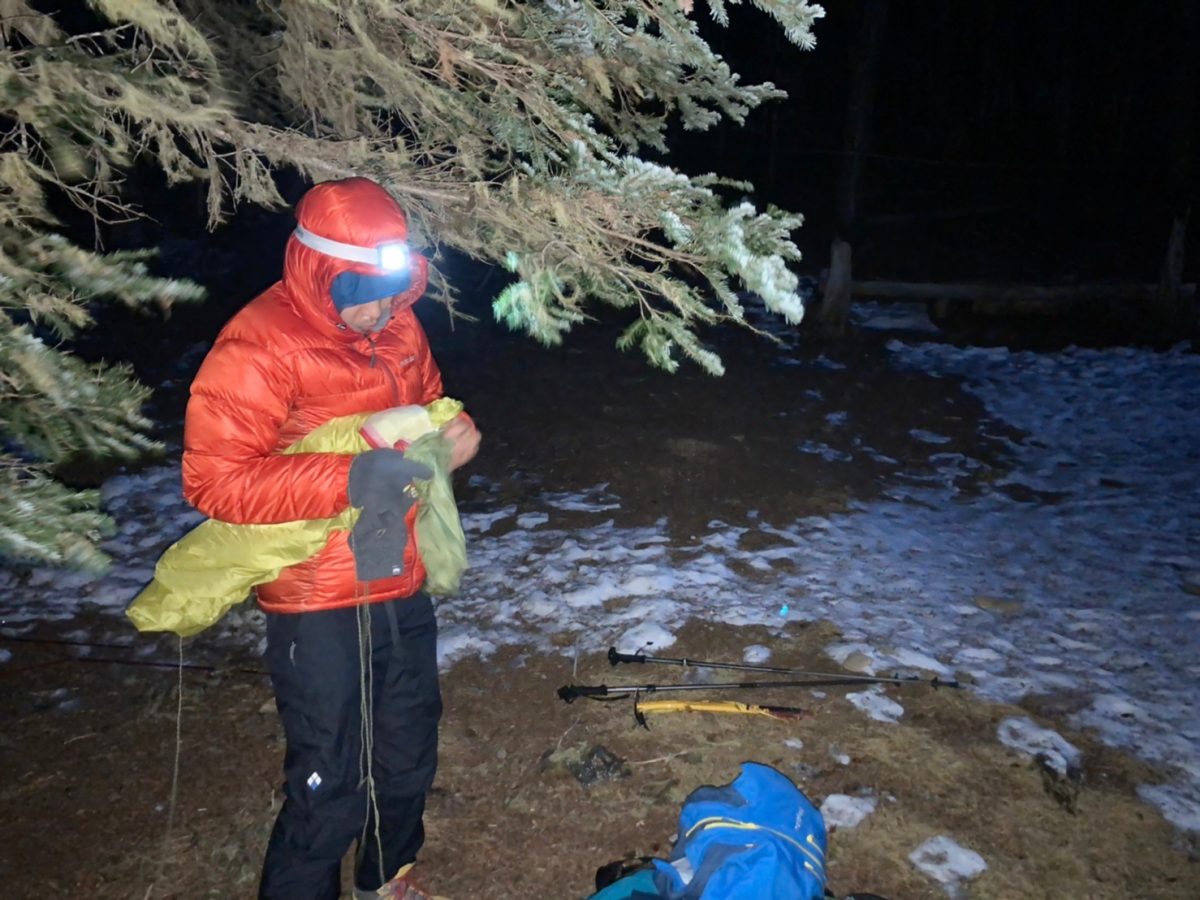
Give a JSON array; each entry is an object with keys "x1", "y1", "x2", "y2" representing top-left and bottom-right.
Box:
[
  {"x1": 1157, "y1": 210, "x2": 1193, "y2": 334},
  {"x1": 1154, "y1": 0, "x2": 1197, "y2": 336},
  {"x1": 818, "y1": 0, "x2": 889, "y2": 333}
]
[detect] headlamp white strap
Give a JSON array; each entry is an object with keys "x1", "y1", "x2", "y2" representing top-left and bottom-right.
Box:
[{"x1": 293, "y1": 225, "x2": 385, "y2": 266}]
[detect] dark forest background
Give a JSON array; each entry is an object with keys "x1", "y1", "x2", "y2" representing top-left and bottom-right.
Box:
[
  {"x1": 689, "y1": 0, "x2": 1197, "y2": 287},
  {"x1": 80, "y1": 0, "x2": 1199, "y2": 377}
]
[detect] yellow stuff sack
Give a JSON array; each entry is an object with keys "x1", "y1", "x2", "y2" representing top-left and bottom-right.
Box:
[{"x1": 126, "y1": 399, "x2": 465, "y2": 637}]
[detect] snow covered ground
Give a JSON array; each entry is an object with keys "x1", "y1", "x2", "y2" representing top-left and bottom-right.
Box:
[{"x1": 2, "y1": 303, "x2": 1197, "y2": 838}]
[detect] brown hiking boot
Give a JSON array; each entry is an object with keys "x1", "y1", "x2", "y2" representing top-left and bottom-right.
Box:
[{"x1": 353, "y1": 863, "x2": 449, "y2": 900}]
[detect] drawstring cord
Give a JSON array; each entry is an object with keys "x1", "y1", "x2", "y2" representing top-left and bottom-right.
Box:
[
  {"x1": 146, "y1": 637, "x2": 185, "y2": 899},
  {"x1": 349, "y1": 494, "x2": 406, "y2": 889},
  {"x1": 356, "y1": 591, "x2": 387, "y2": 889}
]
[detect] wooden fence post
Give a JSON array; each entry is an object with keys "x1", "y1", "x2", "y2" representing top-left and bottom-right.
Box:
[
  {"x1": 1154, "y1": 0, "x2": 1196, "y2": 337},
  {"x1": 819, "y1": 0, "x2": 889, "y2": 333}
]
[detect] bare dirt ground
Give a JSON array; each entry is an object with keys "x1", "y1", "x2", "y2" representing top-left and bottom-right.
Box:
[{"x1": 2, "y1": 304, "x2": 1198, "y2": 898}]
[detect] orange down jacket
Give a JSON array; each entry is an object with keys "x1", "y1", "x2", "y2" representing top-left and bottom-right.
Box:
[{"x1": 182, "y1": 178, "x2": 442, "y2": 613}]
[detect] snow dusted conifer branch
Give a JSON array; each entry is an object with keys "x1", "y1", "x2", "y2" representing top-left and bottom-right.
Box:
[
  {"x1": 0, "y1": 0, "x2": 822, "y2": 567},
  {"x1": 1, "y1": 0, "x2": 213, "y2": 568},
  {"x1": 202, "y1": 0, "x2": 822, "y2": 368}
]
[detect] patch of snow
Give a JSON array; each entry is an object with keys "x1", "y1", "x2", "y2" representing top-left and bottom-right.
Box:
[
  {"x1": 1136, "y1": 783, "x2": 1200, "y2": 832},
  {"x1": 909, "y1": 428, "x2": 952, "y2": 444},
  {"x1": 890, "y1": 647, "x2": 953, "y2": 676},
  {"x1": 742, "y1": 644, "x2": 771, "y2": 664},
  {"x1": 954, "y1": 646, "x2": 1002, "y2": 663},
  {"x1": 847, "y1": 687, "x2": 904, "y2": 724},
  {"x1": 824, "y1": 642, "x2": 882, "y2": 674},
  {"x1": 615, "y1": 622, "x2": 676, "y2": 655},
  {"x1": 462, "y1": 505, "x2": 516, "y2": 533},
  {"x1": 538, "y1": 488, "x2": 620, "y2": 512},
  {"x1": 797, "y1": 441, "x2": 852, "y2": 463},
  {"x1": 851, "y1": 301, "x2": 941, "y2": 334},
  {"x1": 5, "y1": 331, "x2": 1200, "y2": 835},
  {"x1": 820, "y1": 793, "x2": 877, "y2": 830},
  {"x1": 436, "y1": 627, "x2": 497, "y2": 669},
  {"x1": 909, "y1": 835, "x2": 987, "y2": 893},
  {"x1": 997, "y1": 716, "x2": 1082, "y2": 776}
]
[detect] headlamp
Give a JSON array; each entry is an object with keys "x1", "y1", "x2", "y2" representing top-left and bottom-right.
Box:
[
  {"x1": 294, "y1": 225, "x2": 411, "y2": 272},
  {"x1": 377, "y1": 242, "x2": 409, "y2": 272}
]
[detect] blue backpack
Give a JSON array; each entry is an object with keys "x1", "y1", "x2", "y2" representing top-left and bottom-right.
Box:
[{"x1": 590, "y1": 762, "x2": 828, "y2": 900}]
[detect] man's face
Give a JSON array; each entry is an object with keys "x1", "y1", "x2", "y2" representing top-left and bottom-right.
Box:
[{"x1": 340, "y1": 297, "x2": 394, "y2": 334}]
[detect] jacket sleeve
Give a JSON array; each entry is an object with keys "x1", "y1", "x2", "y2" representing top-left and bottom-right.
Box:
[{"x1": 182, "y1": 337, "x2": 354, "y2": 525}]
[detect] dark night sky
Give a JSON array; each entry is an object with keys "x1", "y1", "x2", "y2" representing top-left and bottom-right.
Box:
[{"x1": 677, "y1": 1, "x2": 1198, "y2": 285}]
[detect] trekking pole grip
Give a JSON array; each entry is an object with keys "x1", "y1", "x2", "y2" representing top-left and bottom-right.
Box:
[
  {"x1": 557, "y1": 683, "x2": 610, "y2": 703},
  {"x1": 607, "y1": 647, "x2": 643, "y2": 667}
]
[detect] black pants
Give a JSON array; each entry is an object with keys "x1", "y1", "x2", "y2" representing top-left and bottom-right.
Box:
[{"x1": 259, "y1": 594, "x2": 441, "y2": 900}]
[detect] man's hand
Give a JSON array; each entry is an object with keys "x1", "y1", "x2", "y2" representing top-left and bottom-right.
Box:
[{"x1": 441, "y1": 413, "x2": 481, "y2": 471}]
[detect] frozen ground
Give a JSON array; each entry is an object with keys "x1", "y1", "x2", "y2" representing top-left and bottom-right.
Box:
[{"x1": 2, "y1": 303, "x2": 1197, "y2": 834}]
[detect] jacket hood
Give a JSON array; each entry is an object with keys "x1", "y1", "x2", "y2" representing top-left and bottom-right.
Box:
[{"x1": 281, "y1": 177, "x2": 428, "y2": 337}]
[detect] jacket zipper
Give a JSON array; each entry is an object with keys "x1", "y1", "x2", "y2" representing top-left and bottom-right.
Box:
[{"x1": 367, "y1": 335, "x2": 401, "y2": 404}]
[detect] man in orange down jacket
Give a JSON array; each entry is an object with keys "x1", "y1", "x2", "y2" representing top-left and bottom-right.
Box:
[{"x1": 182, "y1": 177, "x2": 480, "y2": 900}]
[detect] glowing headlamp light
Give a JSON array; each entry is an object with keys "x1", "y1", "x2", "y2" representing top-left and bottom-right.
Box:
[
  {"x1": 377, "y1": 242, "x2": 409, "y2": 272},
  {"x1": 294, "y1": 225, "x2": 410, "y2": 272}
]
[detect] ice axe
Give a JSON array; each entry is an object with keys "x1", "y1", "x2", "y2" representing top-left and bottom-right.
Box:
[{"x1": 631, "y1": 698, "x2": 808, "y2": 727}]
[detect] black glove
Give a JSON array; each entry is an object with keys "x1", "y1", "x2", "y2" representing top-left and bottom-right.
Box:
[{"x1": 347, "y1": 449, "x2": 433, "y2": 582}]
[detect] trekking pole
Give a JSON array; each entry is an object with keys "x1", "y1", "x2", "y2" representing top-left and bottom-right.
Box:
[
  {"x1": 558, "y1": 672, "x2": 958, "y2": 705},
  {"x1": 608, "y1": 646, "x2": 955, "y2": 688}
]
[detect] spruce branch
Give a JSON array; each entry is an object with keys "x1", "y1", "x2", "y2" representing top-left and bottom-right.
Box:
[
  {"x1": 0, "y1": 457, "x2": 115, "y2": 571},
  {"x1": 1, "y1": 0, "x2": 824, "y2": 568}
]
